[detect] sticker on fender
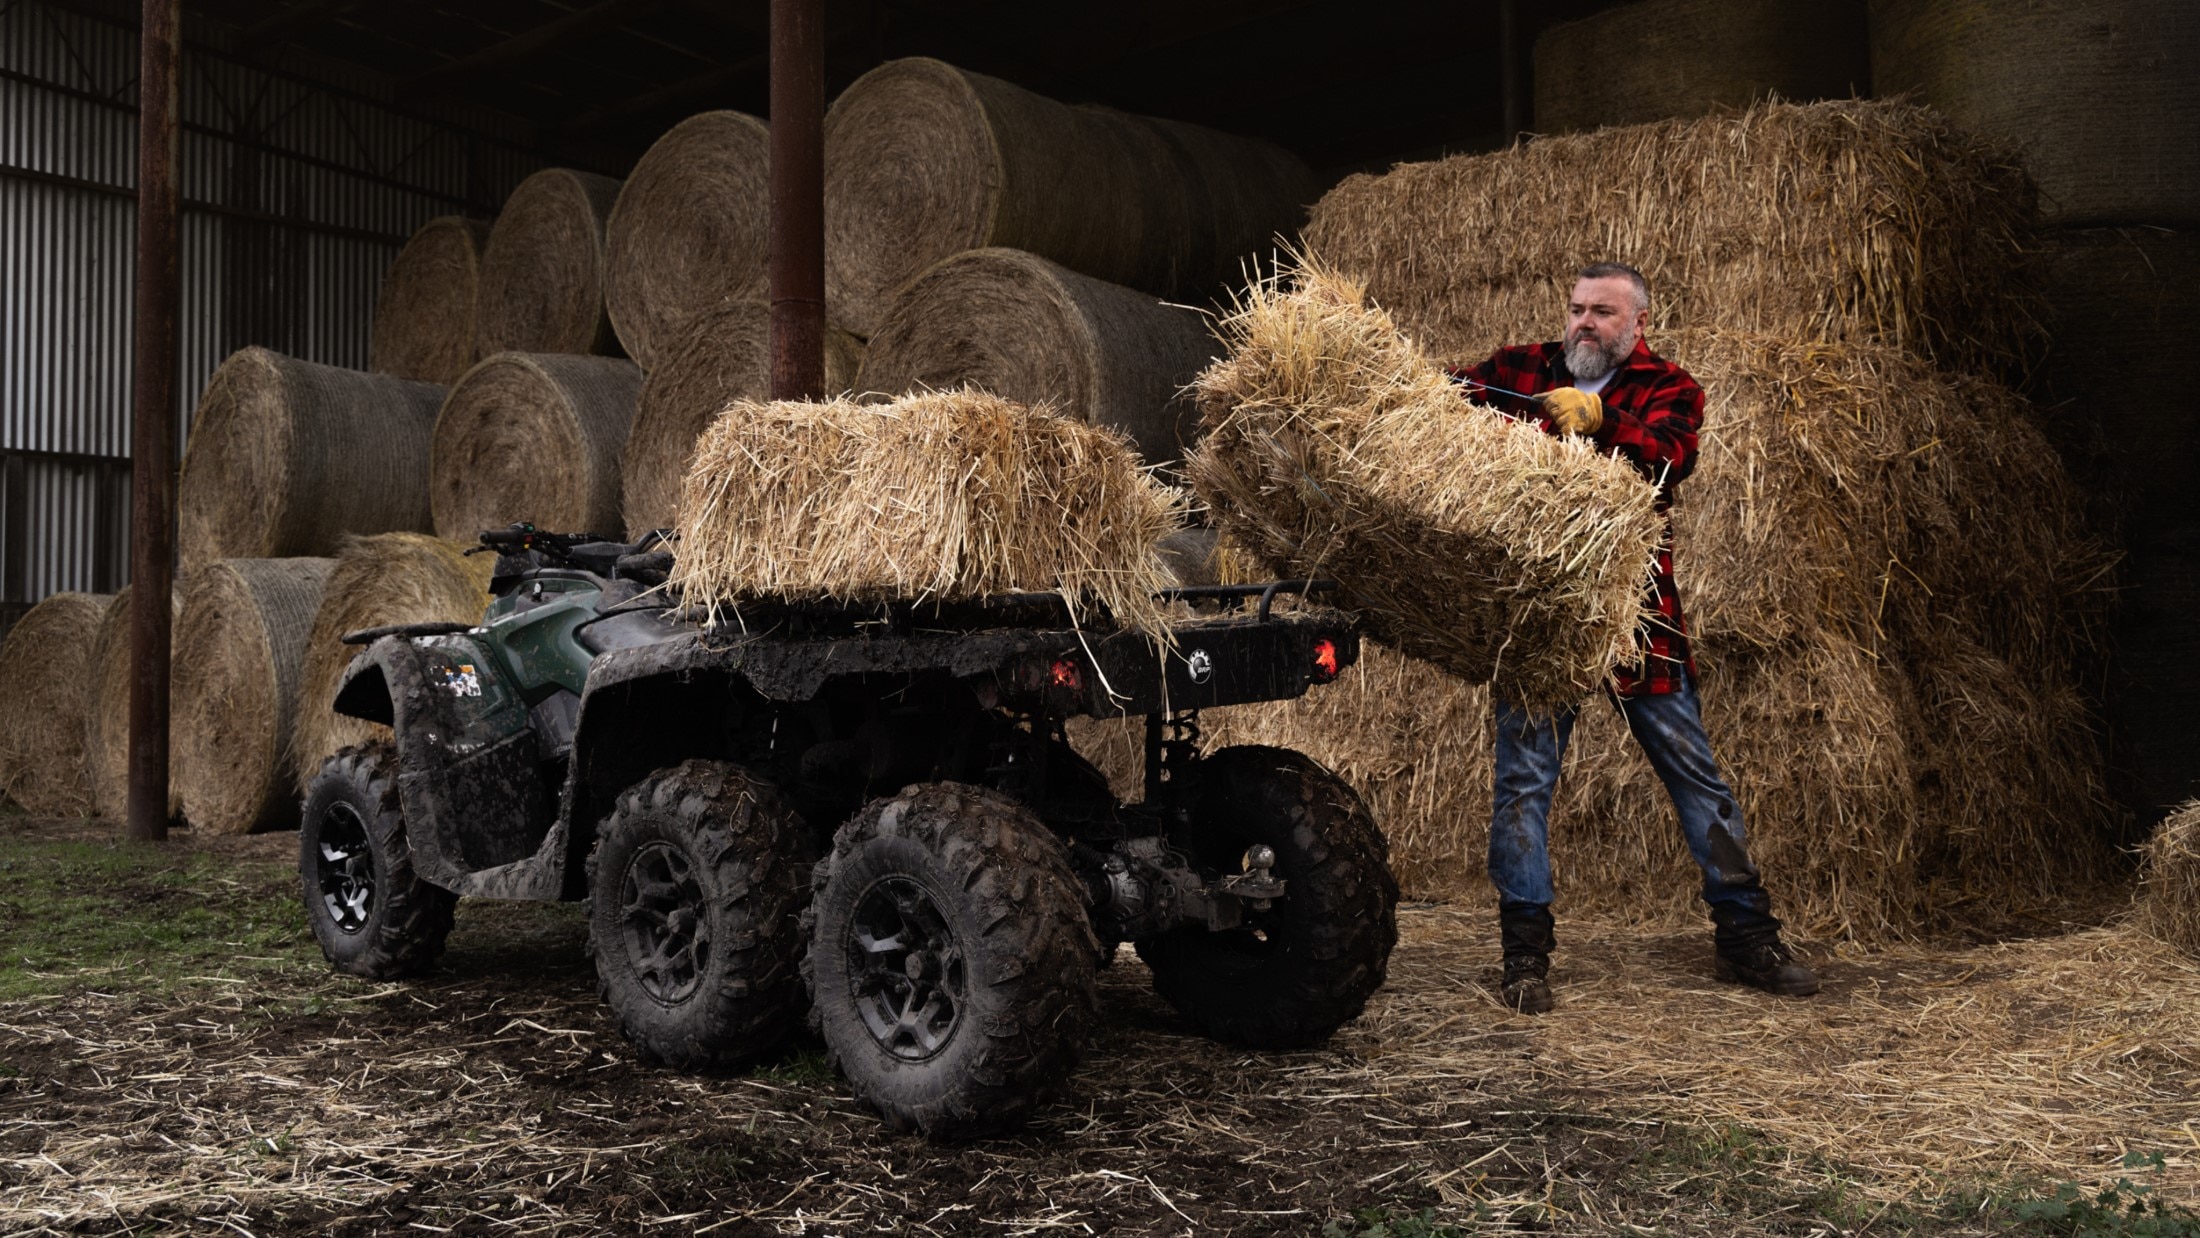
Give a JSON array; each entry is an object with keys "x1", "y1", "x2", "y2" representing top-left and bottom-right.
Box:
[{"x1": 441, "y1": 664, "x2": 482, "y2": 697}]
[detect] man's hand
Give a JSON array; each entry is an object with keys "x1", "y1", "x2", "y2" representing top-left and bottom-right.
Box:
[{"x1": 1537, "y1": 387, "x2": 1603, "y2": 436}]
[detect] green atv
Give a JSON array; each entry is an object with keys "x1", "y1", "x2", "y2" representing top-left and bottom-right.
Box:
[{"x1": 301, "y1": 524, "x2": 1398, "y2": 1140}]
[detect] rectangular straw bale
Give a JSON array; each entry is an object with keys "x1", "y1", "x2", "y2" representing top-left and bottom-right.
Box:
[
  {"x1": 670, "y1": 389, "x2": 1183, "y2": 634},
  {"x1": 1187, "y1": 263, "x2": 1666, "y2": 708},
  {"x1": 1305, "y1": 98, "x2": 2041, "y2": 375}
]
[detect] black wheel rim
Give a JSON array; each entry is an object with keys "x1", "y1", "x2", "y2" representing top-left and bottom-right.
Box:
[
  {"x1": 619, "y1": 840, "x2": 711, "y2": 1004},
  {"x1": 844, "y1": 876, "x2": 967, "y2": 1061},
  {"x1": 315, "y1": 802, "x2": 376, "y2": 935}
]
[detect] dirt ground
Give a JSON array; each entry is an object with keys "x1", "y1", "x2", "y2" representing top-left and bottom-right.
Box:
[{"x1": 1, "y1": 817, "x2": 2196, "y2": 1236}]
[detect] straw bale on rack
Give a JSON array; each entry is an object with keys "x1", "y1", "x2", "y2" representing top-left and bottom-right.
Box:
[
  {"x1": 0, "y1": 591, "x2": 110, "y2": 817},
  {"x1": 1187, "y1": 264, "x2": 1666, "y2": 707},
  {"x1": 1303, "y1": 99, "x2": 2040, "y2": 375},
  {"x1": 823, "y1": 57, "x2": 1314, "y2": 336},
  {"x1": 292, "y1": 534, "x2": 494, "y2": 791},
  {"x1": 87, "y1": 585, "x2": 183, "y2": 821},
  {"x1": 173, "y1": 558, "x2": 335, "y2": 835},
  {"x1": 855, "y1": 248, "x2": 1218, "y2": 467},
  {"x1": 371, "y1": 215, "x2": 492, "y2": 385},
  {"x1": 603, "y1": 111, "x2": 772, "y2": 370},
  {"x1": 432, "y1": 353, "x2": 643, "y2": 541},
  {"x1": 179, "y1": 348, "x2": 445, "y2": 568},
  {"x1": 2136, "y1": 801, "x2": 2200, "y2": 957},
  {"x1": 477, "y1": 169, "x2": 624, "y2": 356},
  {"x1": 671, "y1": 389, "x2": 1182, "y2": 636},
  {"x1": 621, "y1": 300, "x2": 864, "y2": 537}
]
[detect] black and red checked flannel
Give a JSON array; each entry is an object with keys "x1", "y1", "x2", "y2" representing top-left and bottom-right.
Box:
[{"x1": 1446, "y1": 336, "x2": 1704, "y2": 697}]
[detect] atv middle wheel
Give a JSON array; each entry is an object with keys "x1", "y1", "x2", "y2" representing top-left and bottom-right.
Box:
[
  {"x1": 589, "y1": 760, "x2": 816, "y2": 1071},
  {"x1": 804, "y1": 782, "x2": 1099, "y2": 1141},
  {"x1": 299, "y1": 743, "x2": 458, "y2": 979},
  {"x1": 1137, "y1": 744, "x2": 1399, "y2": 1048}
]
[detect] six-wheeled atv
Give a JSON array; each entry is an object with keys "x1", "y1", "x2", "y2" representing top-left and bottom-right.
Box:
[{"x1": 301, "y1": 524, "x2": 1399, "y2": 1140}]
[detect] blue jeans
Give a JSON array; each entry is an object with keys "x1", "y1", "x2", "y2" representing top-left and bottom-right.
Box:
[{"x1": 1489, "y1": 675, "x2": 1777, "y2": 938}]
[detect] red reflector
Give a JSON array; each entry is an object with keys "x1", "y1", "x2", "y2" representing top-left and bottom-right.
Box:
[
  {"x1": 1312, "y1": 638, "x2": 1340, "y2": 680},
  {"x1": 1050, "y1": 658, "x2": 1083, "y2": 690}
]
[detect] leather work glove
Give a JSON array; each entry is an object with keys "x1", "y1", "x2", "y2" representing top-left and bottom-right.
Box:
[{"x1": 1537, "y1": 387, "x2": 1603, "y2": 436}]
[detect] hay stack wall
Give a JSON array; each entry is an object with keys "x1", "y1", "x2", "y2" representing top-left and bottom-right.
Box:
[
  {"x1": 856, "y1": 249, "x2": 1218, "y2": 466},
  {"x1": 432, "y1": 353, "x2": 643, "y2": 541},
  {"x1": 603, "y1": 111, "x2": 771, "y2": 370},
  {"x1": 1533, "y1": 0, "x2": 1867, "y2": 134},
  {"x1": 823, "y1": 57, "x2": 1314, "y2": 336},
  {"x1": 294, "y1": 534, "x2": 494, "y2": 790},
  {"x1": 173, "y1": 558, "x2": 335, "y2": 835},
  {"x1": 1302, "y1": 99, "x2": 2041, "y2": 377},
  {"x1": 371, "y1": 215, "x2": 492, "y2": 385},
  {"x1": 622, "y1": 300, "x2": 864, "y2": 537},
  {"x1": 0, "y1": 591, "x2": 111, "y2": 817},
  {"x1": 178, "y1": 348, "x2": 445, "y2": 568},
  {"x1": 87, "y1": 585, "x2": 184, "y2": 821},
  {"x1": 477, "y1": 168, "x2": 624, "y2": 356}
]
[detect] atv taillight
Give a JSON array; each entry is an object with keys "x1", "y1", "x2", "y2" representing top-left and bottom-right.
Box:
[
  {"x1": 1050, "y1": 658, "x2": 1083, "y2": 690},
  {"x1": 1311, "y1": 638, "x2": 1340, "y2": 682}
]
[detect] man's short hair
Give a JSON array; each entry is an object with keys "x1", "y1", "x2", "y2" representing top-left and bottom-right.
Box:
[{"x1": 1576, "y1": 262, "x2": 1649, "y2": 313}]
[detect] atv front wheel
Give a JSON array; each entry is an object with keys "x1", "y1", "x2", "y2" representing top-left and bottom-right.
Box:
[
  {"x1": 1136, "y1": 744, "x2": 1399, "y2": 1048},
  {"x1": 589, "y1": 760, "x2": 816, "y2": 1071},
  {"x1": 804, "y1": 783, "x2": 1099, "y2": 1141},
  {"x1": 300, "y1": 743, "x2": 457, "y2": 979}
]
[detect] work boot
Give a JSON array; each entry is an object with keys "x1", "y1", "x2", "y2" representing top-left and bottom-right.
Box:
[
  {"x1": 1713, "y1": 929, "x2": 1820, "y2": 997},
  {"x1": 1498, "y1": 905, "x2": 1557, "y2": 1014}
]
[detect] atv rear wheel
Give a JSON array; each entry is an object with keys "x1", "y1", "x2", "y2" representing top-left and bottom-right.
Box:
[
  {"x1": 590, "y1": 760, "x2": 817, "y2": 1071},
  {"x1": 1136, "y1": 745, "x2": 1399, "y2": 1048},
  {"x1": 804, "y1": 783, "x2": 1099, "y2": 1141},
  {"x1": 299, "y1": 743, "x2": 457, "y2": 979}
]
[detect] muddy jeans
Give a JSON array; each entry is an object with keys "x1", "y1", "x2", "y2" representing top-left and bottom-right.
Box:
[{"x1": 1489, "y1": 674, "x2": 1778, "y2": 940}]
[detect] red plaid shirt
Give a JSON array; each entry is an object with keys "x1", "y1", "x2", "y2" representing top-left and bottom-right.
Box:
[{"x1": 1447, "y1": 337, "x2": 1703, "y2": 697}]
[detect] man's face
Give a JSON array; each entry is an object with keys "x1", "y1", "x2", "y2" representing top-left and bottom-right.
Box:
[{"x1": 1564, "y1": 276, "x2": 1648, "y2": 379}]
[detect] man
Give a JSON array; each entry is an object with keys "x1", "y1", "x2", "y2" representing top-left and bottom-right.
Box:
[{"x1": 1449, "y1": 262, "x2": 1818, "y2": 1014}]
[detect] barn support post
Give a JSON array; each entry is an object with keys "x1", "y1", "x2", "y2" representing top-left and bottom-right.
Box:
[
  {"x1": 768, "y1": 0, "x2": 826, "y2": 401},
  {"x1": 127, "y1": 0, "x2": 180, "y2": 843}
]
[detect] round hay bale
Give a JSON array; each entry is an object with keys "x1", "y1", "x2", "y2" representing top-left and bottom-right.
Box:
[
  {"x1": 620, "y1": 300, "x2": 864, "y2": 537},
  {"x1": 1870, "y1": 0, "x2": 2200, "y2": 227},
  {"x1": 370, "y1": 215, "x2": 492, "y2": 385},
  {"x1": 172, "y1": 557, "x2": 335, "y2": 835},
  {"x1": 0, "y1": 591, "x2": 111, "y2": 817},
  {"x1": 603, "y1": 111, "x2": 771, "y2": 370},
  {"x1": 178, "y1": 347, "x2": 445, "y2": 568},
  {"x1": 1533, "y1": 0, "x2": 1867, "y2": 133},
  {"x1": 2136, "y1": 800, "x2": 2200, "y2": 956},
  {"x1": 855, "y1": 248, "x2": 1217, "y2": 465},
  {"x1": 86, "y1": 584, "x2": 184, "y2": 822},
  {"x1": 477, "y1": 168, "x2": 624, "y2": 356},
  {"x1": 294, "y1": 534, "x2": 494, "y2": 791},
  {"x1": 823, "y1": 57, "x2": 1313, "y2": 336},
  {"x1": 432, "y1": 352, "x2": 644, "y2": 541}
]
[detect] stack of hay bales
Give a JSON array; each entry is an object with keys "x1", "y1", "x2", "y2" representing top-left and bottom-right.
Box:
[
  {"x1": 477, "y1": 168, "x2": 625, "y2": 357},
  {"x1": 370, "y1": 216, "x2": 492, "y2": 385},
  {"x1": 431, "y1": 352, "x2": 643, "y2": 541},
  {"x1": 0, "y1": 591, "x2": 111, "y2": 817},
  {"x1": 1533, "y1": 0, "x2": 1868, "y2": 133},
  {"x1": 1194, "y1": 99, "x2": 2113, "y2": 939},
  {"x1": 87, "y1": 586, "x2": 184, "y2": 821}
]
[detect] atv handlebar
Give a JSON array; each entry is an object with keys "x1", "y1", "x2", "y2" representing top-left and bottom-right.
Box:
[{"x1": 470, "y1": 523, "x2": 613, "y2": 556}]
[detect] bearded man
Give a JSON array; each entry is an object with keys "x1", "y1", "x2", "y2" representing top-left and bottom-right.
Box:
[{"x1": 1448, "y1": 262, "x2": 1819, "y2": 1014}]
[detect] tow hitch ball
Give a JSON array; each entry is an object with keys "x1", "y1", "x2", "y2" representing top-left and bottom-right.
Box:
[{"x1": 1096, "y1": 838, "x2": 1286, "y2": 937}]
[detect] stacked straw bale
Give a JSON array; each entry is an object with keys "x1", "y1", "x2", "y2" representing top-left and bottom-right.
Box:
[
  {"x1": 823, "y1": 57, "x2": 1314, "y2": 336},
  {"x1": 856, "y1": 249, "x2": 1218, "y2": 466},
  {"x1": 178, "y1": 348, "x2": 445, "y2": 568},
  {"x1": 173, "y1": 558, "x2": 335, "y2": 835},
  {"x1": 0, "y1": 591, "x2": 110, "y2": 817},
  {"x1": 1189, "y1": 265, "x2": 1667, "y2": 708},
  {"x1": 1532, "y1": 0, "x2": 1867, "y2": 134},
  {"x1": 371, "y1": 216, "x2": 492, "y2": 385},
  {"x1": 87, "y1": 585, "x2": 184, "y2": 821},
  {"x1": 478, "y1": 169, "x2": 624, "y2": 356},
  {"x1": 432, "y1": 353, "x2": 643, "y2": 541},
  {"x1": 293, "y1": 534, "x2": 494, "y2": 791},
  {"x1": 1302, "y1": 99, "x2": 2041, "y2": 377},
  {"x1": 2136, "y1": 801, "x2": 2200, "y2": 957},
  {"x1": 621, "y1": 300, "x2": 864, "y2": 537},
  {"x1": 671, "y1": 389, "x2": 1182, "y2": 636},
  {"x1": 603, "y1": 111, "x2": 771, "y2": 369}
]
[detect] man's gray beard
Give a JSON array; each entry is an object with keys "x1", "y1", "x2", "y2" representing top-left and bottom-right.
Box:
[{"x1": 1565, "y1": 333, "x2": 1631, "y2": 381}]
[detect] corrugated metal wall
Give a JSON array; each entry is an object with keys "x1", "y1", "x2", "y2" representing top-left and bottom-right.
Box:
[{"x1": 0, "y1": 0, "x2": 551, "y2": 638}]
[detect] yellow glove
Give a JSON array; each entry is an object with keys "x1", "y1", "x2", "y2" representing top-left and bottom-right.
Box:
[{"x1": 1538, "y1": 387, "x2": 1603, "y2": 436}]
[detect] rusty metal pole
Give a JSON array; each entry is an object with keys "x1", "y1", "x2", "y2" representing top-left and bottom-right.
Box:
[
  {"x1": 127, "y1": 0, "x2": 180, "y2": 842},
  {"x1": 768, "y1": 0, "x2": 826, "y2": 401},
  {"x1": 1499, "y1": 0, "x2": 1527, "y2": 145}
]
